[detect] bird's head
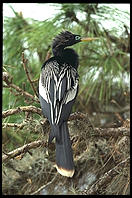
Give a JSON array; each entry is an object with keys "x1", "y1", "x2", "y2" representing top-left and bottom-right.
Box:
[
  {"x1": 57, "y1": 31, "x2": 81, "y2": 45},
  {"x1": 52, "y1": 31, "x2": 98, "y2": 57},
  {"x1": 52, "y1": 30, "x2": 98, "y2": 48}
]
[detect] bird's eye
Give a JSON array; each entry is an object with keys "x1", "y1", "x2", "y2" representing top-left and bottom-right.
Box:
[{"x1": 75, "y1": 36, "x2": 81, "y2": 41}]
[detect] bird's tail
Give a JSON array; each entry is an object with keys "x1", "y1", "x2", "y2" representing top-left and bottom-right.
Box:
[{"x1": 54, "y1": 122, "x2": 75, "y2": 177}]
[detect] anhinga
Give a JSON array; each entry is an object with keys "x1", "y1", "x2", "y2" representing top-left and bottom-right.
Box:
[{"x1": 39, "y1": 31, "x2": 97, "y2": 177}]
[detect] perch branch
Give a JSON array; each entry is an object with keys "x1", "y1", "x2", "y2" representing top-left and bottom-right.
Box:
[
  {"x1": 22, "y1": 52, "x2": 38, "y2": 97},
  {"x1": 2, "y1": 106, "x2": 42, "y2": 118},
  {"x1": 2, "y1": 140, "x2": 46, "y2": 162},
  {"x1": 2, "y1": 110, "x2": 85, "y2": 120},
  {"x1": 2, "y1": 109, "x2": 130, "y2": 139},
  {"x1": 2, "y1": 110, "x2": 130, "y2": 165}
]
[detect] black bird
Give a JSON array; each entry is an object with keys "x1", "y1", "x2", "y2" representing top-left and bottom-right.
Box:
[{"x1": 39, "y1": 31, "x2": 97, "y2": 177}]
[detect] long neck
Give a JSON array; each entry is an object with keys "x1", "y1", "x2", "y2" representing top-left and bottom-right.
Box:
[
  {"x1": 52, "y1": 45, "x2": 65, "y2": 57},
  {"x1": 52, "y1": 44, "x2": 79, "y2": 69}
]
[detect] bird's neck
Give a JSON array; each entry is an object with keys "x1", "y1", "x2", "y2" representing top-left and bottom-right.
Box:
[
  {"x1": 52, "y1": 47, "x2": 79, "y2": 69},
  {"x1": 52, "y1": 45, "x2": 65, "y2": 57}
]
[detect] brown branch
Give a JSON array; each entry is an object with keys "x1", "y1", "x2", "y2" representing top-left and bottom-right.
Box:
[
  {"x1": 94, "y1": 127, "x2": 130, "y2": 138},
  {"x1": 22, "y1": 52, "x2": 38, "y2": 97},
  {"x1": 2, "y1": 140, "x2": 46, "y2": 162},
  {"x1": 2, "y1": 106, "x2": 42, "y2": 118},
  {"x1": 2, "y1": 110, "x2": 130, "y2": 166},
  {"x1": 3, "y1": 72, "x2": 39, "y2": 103},
  {"x1": 2, "y1": 122, "x2": 27, "y2": 129},
  {"x1": 2, "y1": 110, "x2": 86, "y2": 121},
  {"x1": 2, "y1": 109, "x2": 130, "y2": 138},
  {"x1": 69, "y1": 112, "x2": 88, "y2": 121}
]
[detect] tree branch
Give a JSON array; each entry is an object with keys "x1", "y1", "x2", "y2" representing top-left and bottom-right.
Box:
[
  {"x1": 2, "y1": 139, "x2": 46, "y2": 162},
  {"x1": 94, "y1": 127, "x2": 130, "y2": 138},
  {"x1": 104, "y1": 29, "x2": 130, "y2": 53},
  {"x1": 3, "y1": 72, "x2": 39, "y2": 103},
  {"x1": 2, "y1": 106, "x2": 42, "y2": 118},
  {"x1": 2, "y1": 122, "x2": 27, "y2": 129},
  {"x1": 22, "y1": 52, "x2": 38, "y2": 97}
]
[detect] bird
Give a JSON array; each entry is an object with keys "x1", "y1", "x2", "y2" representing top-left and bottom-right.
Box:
[{"x1": 39, "y1": 31, "x2": 97, "y2": 177}]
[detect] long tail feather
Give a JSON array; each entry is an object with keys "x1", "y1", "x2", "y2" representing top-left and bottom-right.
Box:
[{"x1": 55, "y1": 122, "x2": 75, "y2": 177}]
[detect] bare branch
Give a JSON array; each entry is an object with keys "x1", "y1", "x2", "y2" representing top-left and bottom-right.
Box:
[
  {"x1": 2, "y1": 140, "x2": 46, "y2": 162},
  {"x1": 2, "y1": 122, "x2": 27, "y2": 129},
  {"x1": 3, "y1": 72, "x2": 39, "y2": 103},
  {"x1": 94, "y1": 127, "x2": 130, "y2": 138},
  {"x1": 22, "y1": 52, "x2": 38, "y2": 97},
  {"x1": 2, "y1": 106, "x2": 42, "y2": 118}
]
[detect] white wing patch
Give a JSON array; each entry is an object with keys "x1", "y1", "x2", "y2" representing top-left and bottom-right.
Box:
[
  {"x1": 39, "y1": 75, "x2": 48, "y2": 103},
  {"x1": 65, "y1": 80, "x2": 78, "y2": 104},
  {"x1": 39, "y1": 60, "x2": 79, "y2": 125}
]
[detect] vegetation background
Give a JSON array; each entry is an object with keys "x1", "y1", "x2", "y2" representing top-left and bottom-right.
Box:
[{"x1": 2, "y1": 3, "x2": 130, "y2": 195}]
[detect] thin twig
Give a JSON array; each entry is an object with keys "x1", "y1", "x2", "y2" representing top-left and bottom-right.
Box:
[{"x1": 22, "y1": 52, "x2": 38, "y2": 97}]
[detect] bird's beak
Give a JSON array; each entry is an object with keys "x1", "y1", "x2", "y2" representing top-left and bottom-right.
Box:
[{"x1": 81, "y1": 37, "x2": 99, "y2": 42}]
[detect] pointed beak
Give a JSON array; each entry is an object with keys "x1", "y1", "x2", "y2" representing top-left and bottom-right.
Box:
[{"x1": 81, "y1": 37, "x2": 99, "y2": 42}]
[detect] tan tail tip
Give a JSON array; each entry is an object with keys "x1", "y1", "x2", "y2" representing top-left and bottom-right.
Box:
[{"x1": 54, "y1": 164, "x2": 75, "y2": 177}]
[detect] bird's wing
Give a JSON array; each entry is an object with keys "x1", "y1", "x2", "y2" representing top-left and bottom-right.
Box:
[{"x1": 39, "y1": 60, "x2": 79, "y2": 126}]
